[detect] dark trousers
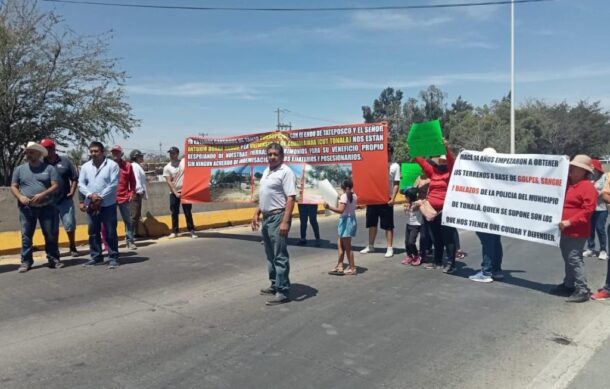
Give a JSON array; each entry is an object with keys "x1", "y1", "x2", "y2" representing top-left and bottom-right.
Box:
[
  {"x1": 170, "y1": 193, "x2": 194, "y2": 234},
  {"x1": 19, "y1": 205, "x2": 60, "y2": 266},
  {"x1": 419, "y1": 219, "x2": 433, "y2": 254},
  {"x1": 587, "y1": 210, "x2": 608, "y2": 252},
  {"x1": 87, "y1": 204, "x2": 119, "y2": 262},
  {"x1": 298, "y1": 204, "x2": 320, "y2": 240},
  {"x1": 130, "y1": 193, "x2": 143, "y2": 236},
  {"x1": 429, "y1": 213, "x2": 457, "y2": 266},
  {"x1": 405, "y1": 224, "x2": 421, "y2": 256},
  {"x1": 560, "y1": 237, "x2": 589, "y2": 294},
  {"x1": 476, "y1": 232, "x2": 503, "y2": 276},
  {"x1": 605, "y1": 223, "x2": 610, "y2": 292}
]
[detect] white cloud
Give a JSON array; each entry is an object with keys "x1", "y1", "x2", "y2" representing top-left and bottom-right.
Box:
[
  {"x1": 127, "y1": 82, "x2": 260, "y2": 99},
  {"x1": 349, "y1": 10, "x2": 452, "y2": 31}
]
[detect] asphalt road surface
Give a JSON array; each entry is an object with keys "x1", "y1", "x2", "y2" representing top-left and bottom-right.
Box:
[{"x1": 0, "y1": 210, "x2": 609, "y2": 389}]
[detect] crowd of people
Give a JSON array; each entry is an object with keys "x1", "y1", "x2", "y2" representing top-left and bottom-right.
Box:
[
  {"x1": 251, "y1": 142, "x2": 610, "y2": 306},
  {"x1": 7, "y1": 139, "x2": 610, "y2": 306},
  {"x1": 10, "y1": 140, "x2": 190, "y2": 272}
]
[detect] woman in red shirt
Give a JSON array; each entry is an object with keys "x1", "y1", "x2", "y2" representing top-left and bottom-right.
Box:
[
  {"x1": 414, "y1": 140, "x2": 458, "y2": 273},
  {"x1": 550, "y1": 155, "x2": 598, "y2": 303}
]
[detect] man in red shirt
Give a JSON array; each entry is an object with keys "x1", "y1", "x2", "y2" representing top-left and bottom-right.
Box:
[
  {"x1": 550, "y1": 155, "x2": 598, "y2": 303},
  {"x1": 111, "y1": 145, "x2": 137, "y2": 250}
]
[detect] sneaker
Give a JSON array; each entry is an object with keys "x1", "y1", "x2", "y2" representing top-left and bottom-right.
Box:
[
  {"x1": 583, "y1": 249, "x2": 594, "y2": 257},
  {"x1": 260, "y1": 286, "x2": 276, "y2": 295},
  {"x1": 456, "y1": 250, "x2": 466, "y2": 260},
  {"x1": 411, "y1": 255, "x2": 422, "y2": 266},
  {"x1": 491, "y1": 271, "x2": 505, "y2": 280},
  {"x1": 360, "y1": 245, "x2": 374, "y2": 254},
  {"x1": 549, "y1": 283, "x2": 575, "y2": 297},
  {"x1": 168, "y1": 233, "x2": 177, "y2": 239},
  {"x1": 265, "y1": 293, "x2": 290, "y2": 306},
  {"x1": 469, "y1": 271, "x2": 493, "y2": 283},
  {"x1": 443, "y1": 264, "x2": 457, "y2": 274},
  {"x1": 424, "y1": 263, "x2": 439, "y2": 270},
  {"x1": 48, "y1": 260, "x2": 64, "y2": 269},
  {"x1": 70, "y1": 246, "x2": 80, "y2": 257},
  {"x1": 566, "y1": 291, "x2": 590, "y2": 303},
  {"x1": 126, "y1": 241, "x2": 137, "y2": 250},
  {"x1": 598, "y1": 251, "x2": 608, "y2": 260},
  {"x1": 591, "y1": 289, "x2": 610, "y2": 301},
  {"x1": 190, "y1": 231, "x2": 197, "y2": 239},
  {"x1": 107, "y1": 260, "x2": 120, "y2": 269},
  {"x1": 401, "y1": 255, "x2": 413, "y2": 265},
  {"x1": 297, "y1": 239, "x2": 307, "y2": 246},
  {"x1": 18, "y1": 264, "x2": 31, "y2": 273},
  {"x1": 83, "y1": 259, "x2": 102, "y2": 267},
  {"x1": 384, "y1": 247, "x2": 394, "y2": 258}
]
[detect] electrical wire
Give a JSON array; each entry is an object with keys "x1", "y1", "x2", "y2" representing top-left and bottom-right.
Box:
[{"x1": 41, "y1": 0, "x2": 554, "y2": 12}]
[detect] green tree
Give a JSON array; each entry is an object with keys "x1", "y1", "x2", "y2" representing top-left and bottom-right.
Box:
[{"x1": 0, "y1": 0, "x2": 139, "y2": 185}]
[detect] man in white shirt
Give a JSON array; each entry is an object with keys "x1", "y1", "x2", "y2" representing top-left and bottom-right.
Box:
[
  {"x1": 251, "y1": 143, "x2": 297, "y2": 306},
  {"x1": 360, "y1": 144, "x2": 401, "y2": 257},
  {"x1": 163, "y1": 146, "x2": 196, "y2": 238},
  {"x1": 129, "y1": 149, "x2": 148, "y2": 239}
]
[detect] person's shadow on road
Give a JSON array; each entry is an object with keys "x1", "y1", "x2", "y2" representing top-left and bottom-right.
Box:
[
  {"x1": 455, "y1": 266, "x2": 555, "y2": 294},
  {"x1": 290, "y1": 283, "x2": 318, "y2": 302}
]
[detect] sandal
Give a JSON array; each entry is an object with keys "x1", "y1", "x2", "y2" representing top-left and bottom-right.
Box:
[
  {"x1": 343, "y1": 268, "x2": 357, "y2": 276},
  {"x1": 328, "y1": 268, "x2": 344, "y2": 276}
]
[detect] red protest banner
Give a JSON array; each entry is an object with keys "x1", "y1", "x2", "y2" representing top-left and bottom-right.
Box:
[{"x1": 181, "y1": 122, "x2": 389, "y2": 205}]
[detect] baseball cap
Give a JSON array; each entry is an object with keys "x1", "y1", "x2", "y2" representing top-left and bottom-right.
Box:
[
  {"x1": 111, "y1": 145, "x2": 123, "y2": 152},
  {"x1": 129, "y1": 149, "x2": 144, "y2": 160},
  {"x1": 40, "y1": 139, "x2": 56, "y2": 148},
  {"x1": 591, "y1": 159, "x2": 604, "y2": 173},
  {"x1": 167, "y1": 146, "x2": 179, "y2": 154}
]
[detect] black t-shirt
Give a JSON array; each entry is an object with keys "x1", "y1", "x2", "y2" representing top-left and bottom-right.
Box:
[{"x1": 45, "y1": 155, "x2": 78, "y2": 201}]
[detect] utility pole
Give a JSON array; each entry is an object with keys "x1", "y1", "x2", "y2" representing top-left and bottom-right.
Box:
[
  {"x1": 275, "y1": 108, "x2": 292, "y2": 131},
  {"x1": 159, "y1": 142, "x2": 162, "y2": 157}
]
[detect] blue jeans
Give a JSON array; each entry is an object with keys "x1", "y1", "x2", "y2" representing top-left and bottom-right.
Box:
[
  {"x1": 87, "y1": 204, "x2": 119, "y2": 262},
  {"x1": 587, "y1": 210, "x2": 608, "y2": 252},
  {"x1": 476, "y1": 232, "x2": 503, "y2": 276},
  {"x1": 261, "y1": 212, "x2": 290, "y2": 296},
  {"x1": 19, "y1": 205, "x2": 60, "y2": 266},
  {"x1": 118, "y1": 201, "x2": 134, "y2": 244}
]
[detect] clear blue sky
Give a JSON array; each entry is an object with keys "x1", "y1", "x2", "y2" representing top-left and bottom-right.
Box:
[{"x1": 40, "y1": 0, "x2": 610, "y2": 155}]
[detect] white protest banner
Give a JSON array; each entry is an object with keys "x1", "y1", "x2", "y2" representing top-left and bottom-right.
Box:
[{"x1": 442, "y1": 151, "x2": 569, "y2": 246}]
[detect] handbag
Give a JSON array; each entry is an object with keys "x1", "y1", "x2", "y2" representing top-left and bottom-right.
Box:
[{"x1": 419, "y1": 199, "x2": 439, "y2": 222}]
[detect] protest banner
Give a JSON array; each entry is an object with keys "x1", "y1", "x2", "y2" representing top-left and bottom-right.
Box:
[
  {"x1": 442, "y1": 151, "x2": 569, "y2": 246},
  {"x1": 181, "y1": 123, "x2": 389, "y2": 205},
  {"x1": 406, "y1": 119, "x2": 446, "y2": 158},
  {"x1": 400, "y1": 163, "x2": 423, "y2": 190}
]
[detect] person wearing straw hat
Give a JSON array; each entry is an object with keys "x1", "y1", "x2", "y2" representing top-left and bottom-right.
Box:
[
  {"x1": 583, "y1": 159, "x2": 608, "y2": 260},
  {"x1": 549, "y1": 155, "x2": 598, "y2": 303},
  {"x1": 10, "y1": 142, "x2": 62, "y2": 272}
]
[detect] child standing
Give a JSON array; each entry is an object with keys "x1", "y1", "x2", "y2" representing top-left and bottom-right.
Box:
[
  {"x1": 402, "y1": 187, "x2": 423, "y2": 266},
  {"x1": 325, "y1": 179, "x2": 358, "y2": 276}
]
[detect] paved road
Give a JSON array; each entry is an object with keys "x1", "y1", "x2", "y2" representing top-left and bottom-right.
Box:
[{"x1": 0, "y1": 210, "x2": 608, "y2": 389}]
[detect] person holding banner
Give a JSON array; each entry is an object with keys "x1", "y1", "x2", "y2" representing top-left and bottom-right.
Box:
[
  {"x1": 583, "y1": 159, "x2": 608, "y2": 260},
  {"x1": 591, "y1": 176, "x2": 610, "y2": 300},
  {"x1": 550, "y1": 155, "x2": 598, "y2": 303},
  {"x1": 414, "y1": 140, "x2": 458, "y2": 273},
  {"x1": 469, "y1": 148, "x2": 504, "y2": 283},
  {"x1": 360, "y1": 145, "x2": 400, "y2": 258},
  {"x1": 251, "y1": 143, "x2": 297, "y2": 306},
  {"x1": 164, "y1": 146, "x2": 196, "y2": 239}
]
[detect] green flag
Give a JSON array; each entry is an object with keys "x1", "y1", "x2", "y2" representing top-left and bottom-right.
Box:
[
  {"x1": 407, "y1": 119, "x2": 446, "y2": 158},
  {"x1": 400, "y1": 163, "x2": 423, "y2": 189}
]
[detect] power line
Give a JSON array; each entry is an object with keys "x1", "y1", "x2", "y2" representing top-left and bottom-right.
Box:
[
  {"x1": 41, "y1": 0, "x2": 554, "y2": 12},
  {"x1": 283, "y1": 110, "x2": 341, "y2": 125}
]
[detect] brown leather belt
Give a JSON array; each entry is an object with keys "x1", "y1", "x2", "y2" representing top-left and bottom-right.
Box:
[{"x1": 262, "y1": 208, "x2": 284, "y2": 219}]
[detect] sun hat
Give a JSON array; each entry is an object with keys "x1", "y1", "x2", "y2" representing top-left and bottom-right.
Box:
[
  {"x1": 570, "y1": 155, "x2": 594, "y2": 173},
  {"x1": 482, "y1": 147, "x2": 497, "y2": 155},
  {"x1": 25, "y1": 142, "x2": 48, "y2": 157}
]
